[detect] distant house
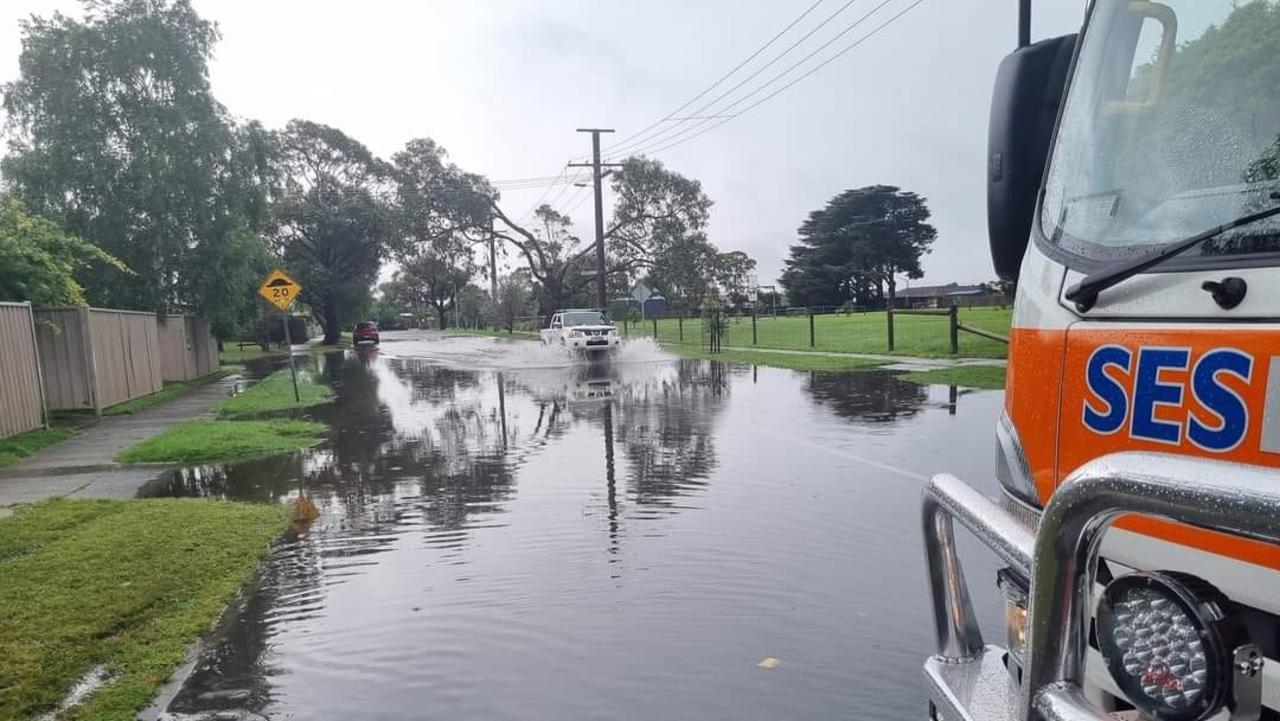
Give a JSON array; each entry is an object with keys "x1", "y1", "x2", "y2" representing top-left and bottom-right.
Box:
[{"x1": 894, "y1": 283, "x2": 991, "y2": 309}]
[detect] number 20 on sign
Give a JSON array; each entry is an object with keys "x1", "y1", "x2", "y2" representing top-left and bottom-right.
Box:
[{"x1": 258, "y1": 269, "x2": 302, "y2": 311}]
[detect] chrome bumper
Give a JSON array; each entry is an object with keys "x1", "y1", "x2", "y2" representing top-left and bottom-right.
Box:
[{"x1": 922, "y1": 452, "x2": 1280, "y2": 721}]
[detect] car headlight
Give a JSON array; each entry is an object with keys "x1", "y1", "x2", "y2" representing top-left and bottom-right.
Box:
[
  {"x1": 1096, "y1": 571, "x2": 1257, "y2": 721},
  {"x1": 568, "y1": 330, "x2": 584, "y2": 337}
]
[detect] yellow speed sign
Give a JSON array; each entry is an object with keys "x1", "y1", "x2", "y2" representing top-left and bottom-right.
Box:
[{"x1": 258, "y1": 269, "x2": 302, "y2": 311}]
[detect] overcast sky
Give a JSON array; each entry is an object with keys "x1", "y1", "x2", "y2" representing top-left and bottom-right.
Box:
[{"x1": 1, "y1": 0, "x2": 1087, "y2": 288}]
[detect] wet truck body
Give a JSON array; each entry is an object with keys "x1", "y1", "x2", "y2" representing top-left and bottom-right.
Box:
[{"x1": 924, "y1": 2, "x2": 1280, "y2": 720}]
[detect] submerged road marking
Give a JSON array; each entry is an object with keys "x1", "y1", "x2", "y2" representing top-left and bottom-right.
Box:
[{"x1": 751, "y1": 427, "x2": 927, "y2": 482}]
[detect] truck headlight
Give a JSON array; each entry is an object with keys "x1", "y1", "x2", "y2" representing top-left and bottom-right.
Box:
[
  {"x1": 568, "y1": 330, "x2": 584, "y2": 337},
  {"x1": 997, "y1": 567, "x2": 1029, "y2": 676},
  {"x1": 1096, "y1": 571, "x2": 1253, "y2": 721}
]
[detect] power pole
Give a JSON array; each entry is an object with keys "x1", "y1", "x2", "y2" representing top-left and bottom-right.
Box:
[
  {"x1": 569, "y1": 128, "x2": 623, "y2": 310},
  {"x1": 488, "y1": 217, "x2": 498, "y2": 299}
]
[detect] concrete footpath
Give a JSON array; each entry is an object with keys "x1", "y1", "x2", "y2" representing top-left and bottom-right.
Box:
[{"x1": 0, "y1": 375, "x2": 241, "y2": 514}]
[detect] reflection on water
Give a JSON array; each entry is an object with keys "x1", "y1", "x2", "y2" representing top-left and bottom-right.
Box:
[{"x1": 151, "y1": 332, "x2": 1004, "y2": 721}]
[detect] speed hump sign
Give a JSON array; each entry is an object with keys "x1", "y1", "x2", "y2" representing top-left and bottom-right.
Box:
[{"x1": 258, "y1": 269, "x2": 302, "y2": 311}]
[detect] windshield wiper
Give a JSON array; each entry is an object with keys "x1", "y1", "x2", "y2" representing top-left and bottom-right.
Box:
[{"x1": 1064, "y1": 199, "x2": 1280, "y2": 312}]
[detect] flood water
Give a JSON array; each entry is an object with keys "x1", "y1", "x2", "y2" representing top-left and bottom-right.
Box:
[{"x1": 149, "y1": 331, "x2": 1007, "y2": 720}]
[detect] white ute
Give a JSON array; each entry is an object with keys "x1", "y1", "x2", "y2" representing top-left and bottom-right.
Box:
[{"x1": 539, "y1": 309, "x2": 621, "y2": 356}]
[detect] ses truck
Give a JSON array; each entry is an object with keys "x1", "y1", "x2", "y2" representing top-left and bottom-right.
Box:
[{"x1": 923, "y1": 2, "x2": 1280, "y2": 721}]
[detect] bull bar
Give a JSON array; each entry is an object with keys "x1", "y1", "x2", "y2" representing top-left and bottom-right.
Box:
[{"x1": 922, "y1": 452, "x2": 1280, "y2": 721}]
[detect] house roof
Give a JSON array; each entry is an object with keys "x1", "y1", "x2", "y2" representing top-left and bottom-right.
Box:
[{"x1": 896, "y1": 283, "x2": 986, "y2": 299}]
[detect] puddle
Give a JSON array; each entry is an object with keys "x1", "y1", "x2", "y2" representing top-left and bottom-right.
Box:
[
  {"x1": 37, "y1": 665, "x2": 112, "y2": 721},
  {"x1": 146, "y1": 330, "x2": 1006, "y2": 720}
]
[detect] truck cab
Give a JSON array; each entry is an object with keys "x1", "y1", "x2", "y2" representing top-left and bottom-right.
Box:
[
  {"x1": 539, "y1": 309, "x2": 621, "y2": 355},
  {"x1": 924, "y1": 3, "x2": 1280, "y2": 720}
]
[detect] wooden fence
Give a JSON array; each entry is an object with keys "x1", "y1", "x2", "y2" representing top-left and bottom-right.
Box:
[
  {"x1": 158, "y1": 315, "x2": 219, "y2": 382},
  {"x1": 34, "y1": 307, "x2": 164, "y2": 414},
  {"x1": 0, "y1": 302, "x2": 47, "y2": 437}
]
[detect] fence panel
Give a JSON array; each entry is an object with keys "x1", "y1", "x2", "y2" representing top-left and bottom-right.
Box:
[
  {"x1": 0, "y1": 303, "x2": 45, "y2": 438},
  {"x1": 34, "y1": 307, "x2": 96, "y2": 411},
  {"x1": 158, "y1": 315, "x2": 197, "y2": 381},
  {"x1": 89, "y1": 309, "x2": 162, "y2": 408},
  {"x1": 192, "y1": 317, "x2": 219, "y2": 376},
  {"x1": 157, "y1": 315, "x2": 218, "y2": 381}
]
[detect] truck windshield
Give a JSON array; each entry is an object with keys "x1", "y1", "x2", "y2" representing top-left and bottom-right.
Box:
[
  {"x1": 562, "y1": 311, "x2": 608, "y2": 326},
  {"x1": 1041, "y1": 0, "x2": 1280, "y2": 263}
]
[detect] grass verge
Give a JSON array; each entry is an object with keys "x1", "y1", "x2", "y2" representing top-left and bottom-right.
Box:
[
  {"x1": 899, "y1": 365, "x2": 1007, "y2": 390},
  {"x1": 0, "y1": 428, "x2": 77, "y2": 470},
  {"x1": 643, "y1": 307, "x2": 1012, "y2": 359},
  {"x1": 0, "y1": 498, "x2": 284, "y2": 720},
  {"x1": 115, "y1": 419, "x2": 327, "y2": 464},
  {"x1": 218, "y1": 345, "x2": 286, "y2": 364},
  {"x1": 103, "y1": 370, "x2": 233, "y2": 417},
  {"x1": 214, "y1": 369, "x2": 333, "y2": 418},
  {"x1": 662, "y1": 344, "x2": 886, "y2": 371}
]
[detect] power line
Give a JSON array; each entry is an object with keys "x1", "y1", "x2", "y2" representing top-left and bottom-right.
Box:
[
  {"x1": 602, "y1": 0, "x2": 865, "y2": 159},
  {"x1": 617, "y1": 0, "x2": 896, "y2": 157},
  {"x1": 583, "y1": 0, "x2": 828, "y2": 162},
  {"x1": 492, "y1": 173, "x2": 590, "y2": 190},
  {"x1": 626, "y1": 0, "x2": 924, "y2": 159},
  {"x1": 516, "y1": 165, "x2": 573, "y2": 225}
]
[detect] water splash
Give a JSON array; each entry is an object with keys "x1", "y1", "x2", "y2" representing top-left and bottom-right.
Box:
[{"x1": 378, "y1": 332, "x2": 675, "y2": 371}]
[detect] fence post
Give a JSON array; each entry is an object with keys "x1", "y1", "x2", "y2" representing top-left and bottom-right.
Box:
[
  {"x1": 949, "y1": 305, "x2": 959, "y2": 355},
  {"x1": 653, "y1": 317, "x2": 658, "y2": 339},
  {"x1": 809, "y1": 309, "x2": 815, "y2": 348},
  {"x1": 886, "y1": 305, "x2": 895, "y2": 352},
  {"x1": 752, "y1": 308, "x2": 758, "y2": 345},
  {"x1": 678, "y1": 315, "x2": 684, "y2": 343}
]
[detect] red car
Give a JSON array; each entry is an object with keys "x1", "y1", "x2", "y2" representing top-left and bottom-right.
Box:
[{"x1": 352, "y1": 321, "x2": 379, "y2": 346}]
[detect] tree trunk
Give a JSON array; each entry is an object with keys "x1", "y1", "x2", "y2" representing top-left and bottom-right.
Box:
[
  {"x1": 322, "y1": 298, "x2": 341, "y2": 345},
  {"x1": 886, "y1": 274, "x2": 897, "y2": 311},
  {"x1": 434, "y1": 303, "x2": 447, "y2": 330},
  {"x1": 546, "y1": 283, "x2": 567, "y2": 323}
]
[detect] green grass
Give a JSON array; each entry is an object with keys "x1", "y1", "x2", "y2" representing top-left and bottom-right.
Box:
[
  {"x1": 0, "y1": 428, "x2": 77, "y2": 470},
  {"x1": 213, "y1": 370, "x2": 333, "y2": 418},
  {"x1": 899, "y1": 365, "x2": 1008, "y2": 390},
  {"x1": 102, "y1": 370, "x2": 233, "y2": 416},
  {"x1": 0, "y1": 498, "x2": 284, "y2": 720},
  {"x1": 115, "y1": 419, "x2": 327, "y2": 464},
  {"x1": 662, "y1": 344, "x2": 887, "y2": 371},
  {"x1": 636, "y1": 307, "x2": 1012, "y2": 359},
  {"x1": 218, "y1": 345, "x2": 285, "y2": 364}
]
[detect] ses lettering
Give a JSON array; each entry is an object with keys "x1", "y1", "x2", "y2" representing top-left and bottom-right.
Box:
[{"x1": 1083, "y1": 346, "x2": 1253, "y2": 453}]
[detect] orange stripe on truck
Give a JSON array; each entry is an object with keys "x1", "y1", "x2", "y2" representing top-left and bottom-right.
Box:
[{"x1": 1008, "y1": 326, "x2": 1280, "y2": 570}]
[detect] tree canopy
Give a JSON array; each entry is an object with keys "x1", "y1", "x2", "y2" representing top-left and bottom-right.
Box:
[
  {"x1": 492, "y1": 156, "x2": 737, "y2": 316},
  {"x1": 0, "y1": 197, "x2": 128, "y2": 306},
  {"x1": 269, "y1": 120, "x2": 395, "y2": 344},
  {"x1": 2, "y1": 0, "x2": 272, "y2": 336},
  {"x1": 780, "y1": 185, "x2": 936, "y2": 308},
  {"x1": 0, "y1": 0, "x2": 744, "y2": 337}
]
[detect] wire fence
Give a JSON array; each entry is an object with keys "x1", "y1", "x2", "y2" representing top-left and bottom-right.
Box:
[{"x1": 618, "y1": 305, "x2": 1011, "y2": 359}]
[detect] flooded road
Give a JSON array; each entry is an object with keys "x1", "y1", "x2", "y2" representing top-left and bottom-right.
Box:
[{"x1": 150, "y1": 331, "x2": 1007, "y2": 720}]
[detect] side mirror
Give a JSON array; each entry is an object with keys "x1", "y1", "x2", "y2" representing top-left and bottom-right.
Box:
[{"x1": 987, "y1": 34, "x2": 1077, "y2": 281}]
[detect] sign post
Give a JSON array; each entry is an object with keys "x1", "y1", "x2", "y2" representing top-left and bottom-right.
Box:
[{"x1": 258, "y1": 269, "x2": 303, "y2": 403}]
